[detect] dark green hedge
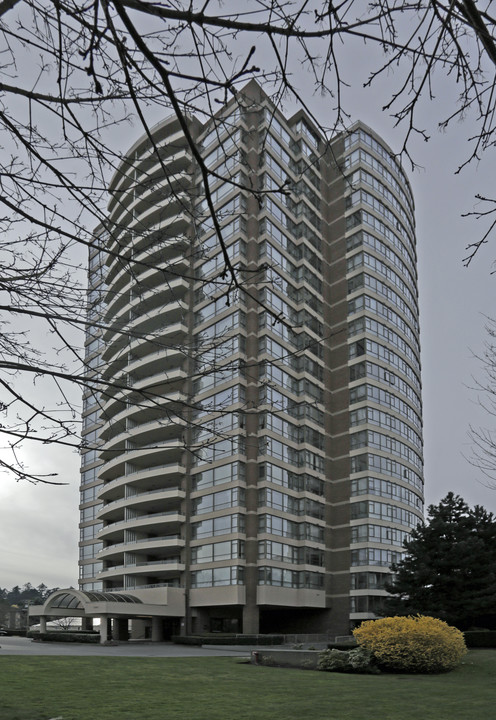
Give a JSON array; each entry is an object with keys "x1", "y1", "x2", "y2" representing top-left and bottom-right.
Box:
[
  {"x1": 27, "y1": 631, "x2": 100, "y2": 643},
  {"x1": 172, "y1": 634, "x2": 284, "y2": 646},
  {"x1": 171, "y1": 635, "x2": 203, "y2": 645},
  {"x1": 464, "y1": 631, "x2": 496, "y2": 648},
  {"x1": 327, "y1": 642, "x2": 358, "y2": 650}
]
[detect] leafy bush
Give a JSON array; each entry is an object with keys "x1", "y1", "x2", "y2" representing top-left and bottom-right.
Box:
[
  {"x1": 348, "y1": 647, "x2": 378, "y2": 673},
  {"x1": 318, "y1": 648, "x2": 349, "y2": 672},
  {"x1": 317, "y1": 646, "x2": 378, "y2": 674},
  {"x1": 353, "y1": 615, "x2": 467, "y2": 673}
]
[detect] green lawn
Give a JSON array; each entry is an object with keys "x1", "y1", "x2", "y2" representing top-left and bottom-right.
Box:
[{"x1": 1, "y1": 650, "x2": 494, "y2": 720}]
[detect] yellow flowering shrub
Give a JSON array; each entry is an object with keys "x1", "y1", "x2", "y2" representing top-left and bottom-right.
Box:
[{"x1": 353, "y1": 615, "x2": 467, "y2": 673}]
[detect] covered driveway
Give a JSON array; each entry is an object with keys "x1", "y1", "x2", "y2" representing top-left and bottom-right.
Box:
[{"x1": 28, "y1": 588, "x2": 180, "y2": 643}]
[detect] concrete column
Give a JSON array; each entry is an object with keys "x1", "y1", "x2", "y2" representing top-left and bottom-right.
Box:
[
  {"x1": 99, "y1": 616, "x2": 108, "y2": 644},
  {"x1": 242, "y1": 605, "x2": 260, "y2": 635},
  {"x1": 151, "y1": 617, "x2": 163, "y2": 642},
  {"x1": 180, "y1": 617, "x2": 187, "y2": 637},
  {"x1": 81, "y1": 617, "x2": 93, "y2": 631},
  {"x1": 39, "y1": 616, "x2": 47, "y2": 633}
]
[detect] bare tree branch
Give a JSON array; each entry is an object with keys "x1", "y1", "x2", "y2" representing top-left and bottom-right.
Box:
[{"x1": 1, "y1": 0, "x2": 496, "y2": 483}]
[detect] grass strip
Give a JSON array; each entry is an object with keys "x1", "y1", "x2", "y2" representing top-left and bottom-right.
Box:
[{"x1": 0, "y1": 650, "x2": 494, "y2": 720}]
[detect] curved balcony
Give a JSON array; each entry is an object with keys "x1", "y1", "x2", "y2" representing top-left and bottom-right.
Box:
[
  {"x1": 136, "y1": 254, "x2": 189, "y2": 287},
  {"x1": 107, "y1": 197, "x2": 192, "y2": 256},
  {"x1": 127, "y1": 212, "x2": 190, "y2": 253},
  {"x1": 101, "y1": 388, "x2": 186, "y2": 426},
  {"x1": 101, "y1": 295, "x2": 186, "y2": 346},
  {"x1": 99, "y1": 352, "x2": 129, "y2": 383},
  {"x1": 101, "y1": 560, "x2": 184, "y2": 579},
  {"x1": 108, "y1": 133, "x2": 189, "y2": 203},
  {"x1": 128, "y1": 322, "x2": 188, "y2": 359},
  {"x1": 130, "y1": 269, "x2": 188, "y2": 307},
  {"x1": 98, "y1": 535, "x2": 184, "y2": 562},
  {"x1": 129, "y1": 301, "x2": 187, "y2": 340},
  {"x1": 104, "y1": 214, "x2": 190, "y2": 287},
  {"x1": 98, "y1": 463, "x2": 184, "y2": 501},
  {"x1": 99, "y1": 438, "x2": 184, "y2": 481},
  {"x1": 97, "y1": 371, "x2": 187, "y2": 429},
  {"x1": 99, "y1": 389, "x2": 185, "y2": 437},
  {"x1": 102, "y1": 250, "x2": 189, "y2": 309},
  {"x1": 102, "y1": 288, "x2": 131, "y2": 324},
  {"x1": 100, "y1": 411, "x2": 186, "y2": 452},
  {"x1": 135, "y1": 148, "x2": 190, "y2": 190},
  {"x1": 99, "y1": 404, "x2": 184, "y2": 443},
  {"x1": 97, "y1": 487, "x2": 185, "y2": 522},
  {"x1": 98, "y1": 511, "x2": 185, "y2": 541},
  {"x1": 129, "y1": 277, "x2": 188, "y2": 318},
  {"x1": 109, "y1": 154, "x2": 190, "y2": 213},
  {"x1": 108, "y1": 117, "x2": 184, "y2": 189},
  {"x1": 127, "y1": 346, "x2": 184, "y2": 381},
  {"x1": 100, "y1": 366, "x2": 186, "y2": 417},
  {"x1": 109, "y1": 173, "x2": 191, "y2": 232},
  {"x1": 99, "y1": 314, "x2": 187, "y2": 369},
  {"x1": 131, "y1": 368, "x2": 187, "y2": 399}
]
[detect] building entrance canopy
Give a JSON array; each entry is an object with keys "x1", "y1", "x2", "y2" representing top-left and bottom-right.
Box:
[
  {"x1": 34, "y1": 589, "x2": 143, "y2": 618},
  {"x1": 28, "y1": 588, "x2": 181, "y2": 643}
]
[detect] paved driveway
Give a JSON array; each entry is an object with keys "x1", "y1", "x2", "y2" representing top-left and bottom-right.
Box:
[{"x1": 0, "y1": 635, "x2": 251, "y2": 657}]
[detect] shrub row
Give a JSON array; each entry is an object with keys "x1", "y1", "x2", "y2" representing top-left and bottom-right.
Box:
[
  {"x1": 171, "y1": 635, "x2": 203, "y2": 646},
  {"x1": 172, "y1": 634, "x2": 284, "y2": 646},
  {"x1": 28, "y1": 631, "x2": 100, "y2": 643}
]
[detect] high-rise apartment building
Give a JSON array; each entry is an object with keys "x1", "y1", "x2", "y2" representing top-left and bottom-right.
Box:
[{"x1": 78, "y1": 81, "x2": 424, "y2": 638}]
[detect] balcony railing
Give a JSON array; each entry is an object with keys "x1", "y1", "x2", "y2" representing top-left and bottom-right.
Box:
[
  {"x1": 97, "y1": 535, "x2": 183, "y2": 556},
  {"x1": 101, "y1": 510, "x2": 183, "y2": 530}
]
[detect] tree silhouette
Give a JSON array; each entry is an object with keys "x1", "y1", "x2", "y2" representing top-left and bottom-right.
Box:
[
  {"x1": 385, "y1": 493, "x2": 496, "y2": 629},
  {"x1": 1, "y1": 1, "x2": 496, "y2": 483}
]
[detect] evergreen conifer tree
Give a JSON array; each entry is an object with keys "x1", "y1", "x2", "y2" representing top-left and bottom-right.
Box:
[{"x1": 385, "y1": 493, "x2": 496, "y2": 629}]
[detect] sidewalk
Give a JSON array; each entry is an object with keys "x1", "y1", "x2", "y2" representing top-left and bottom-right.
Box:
[{"x1": 0, "y1": 635, "x2": 251, "y2": 657}]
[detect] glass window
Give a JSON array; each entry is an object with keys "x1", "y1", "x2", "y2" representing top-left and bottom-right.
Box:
[
  {"x1": 192, "y1": 513, "x2": 245, "y2": 539},
  {"x1": 190, "y1": 566, "x2": 245, "y2": 587}
]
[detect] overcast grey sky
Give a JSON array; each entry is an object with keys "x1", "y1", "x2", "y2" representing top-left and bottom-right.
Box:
[{"x1": 1, "y1": 17, "x2": 495, "y2": 590}]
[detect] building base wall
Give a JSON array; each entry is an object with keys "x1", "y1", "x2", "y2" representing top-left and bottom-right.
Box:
[
  {"x1": 259, "y1": 605, "x2": 352, "y2": 637},
  {"x1": 188, "y1": 603, "x2": 351, "y2": 637},
  {"x1": 191, "y1": 605, "x2": 243, "y2": 634}
]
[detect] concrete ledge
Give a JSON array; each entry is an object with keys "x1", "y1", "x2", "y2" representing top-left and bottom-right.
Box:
[{"x1": 251, "y1": 649, "x2": 320, "y2": 670}]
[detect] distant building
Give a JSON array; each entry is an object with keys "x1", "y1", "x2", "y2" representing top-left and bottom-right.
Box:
[
  {"x1": 0, "y1": 605, "x2": 26, "y2": 630},
  {"x1": 75, "y1": 81, "x2": 423, "y2": 639}
]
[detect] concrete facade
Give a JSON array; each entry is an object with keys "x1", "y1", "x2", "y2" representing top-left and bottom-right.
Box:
[{"x1": 77, "y1": 81, "x2": 423, "y2": 638}]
